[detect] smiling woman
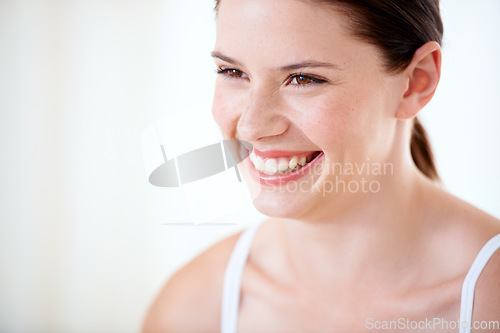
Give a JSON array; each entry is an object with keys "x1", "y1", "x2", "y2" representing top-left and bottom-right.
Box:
[{"x1": 142, "y1": 0, "x2": 500, "y2": 332}]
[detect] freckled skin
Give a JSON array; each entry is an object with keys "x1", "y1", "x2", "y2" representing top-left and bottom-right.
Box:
[
  {"x1": 212, "y1": 0, "x2": 407, "y2": 219},
  {"x1": 140, "y1": 1, "x2": 500, "y2": 332}
]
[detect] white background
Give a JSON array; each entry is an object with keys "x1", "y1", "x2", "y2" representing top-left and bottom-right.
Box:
[{"x1": 0, "y1": 0, "x2": 498, "y2": 332}]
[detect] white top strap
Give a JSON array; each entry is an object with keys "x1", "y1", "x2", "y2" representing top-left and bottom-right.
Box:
[
  {"x1": 221, "y1": 222, "x2": 262, "y2": 333},
  {"x1": 221, "y1": 227, "x2": 500, "y2": 333},
  {"x1": 459, "y1": 234, "x2": 500, "y2": 333}
]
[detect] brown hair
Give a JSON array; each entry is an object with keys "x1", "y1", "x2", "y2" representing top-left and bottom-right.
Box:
[{"x1": 214, "y1": 0, "x2": 442, "y2": 181}]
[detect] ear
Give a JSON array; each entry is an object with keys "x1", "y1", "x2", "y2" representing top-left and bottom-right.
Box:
[{"x1": 395, "y1": 41, "x2": 442, "y2": 120}]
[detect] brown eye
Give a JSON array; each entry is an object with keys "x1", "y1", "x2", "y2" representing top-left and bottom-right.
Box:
[
  {"x1": 228, "y1": 69, "x2": 243, "y2": 77},
  {"x1": 289, "y1": 74, "x2": 326, "y2": 87},
  {"x1": 216, "y1": 68, "x2": 248, "y2": 79},
  {"x1": 295, "y1": 75, "x2": 311, "y2": 85}
]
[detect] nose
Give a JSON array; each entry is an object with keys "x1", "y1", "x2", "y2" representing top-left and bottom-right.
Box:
[{"x1": 236, "y1": 85, "x2": 289, "y2": 142}]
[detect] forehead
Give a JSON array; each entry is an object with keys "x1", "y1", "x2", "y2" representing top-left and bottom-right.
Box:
[{"x1": 214, "y1": 0, "x2": 365, "y2": 69}]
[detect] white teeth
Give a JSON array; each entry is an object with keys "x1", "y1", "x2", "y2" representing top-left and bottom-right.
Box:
[
  {"x1": 249, "y1": 152, "x2": 317, "y2": 174},
  {"x1": 255, "y1": 158, "x2": 265, "y2": 171},
  {"x1": 289, "y1": 156, "x2": 298, "y2": 170},
  {"x1": 278, "y1": 158, "x2": 289, "y2": 172},
  {"x1": 264, "y1": 159, "x2": 278, "y2": 174},
  {"x1": 250, "y1": 152, "x2": 265, "y2": 171}
]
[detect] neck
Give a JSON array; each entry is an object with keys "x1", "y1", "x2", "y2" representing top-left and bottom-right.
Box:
[{"x1": 276, "y1": 163, "x2": 439, "y2": 293}]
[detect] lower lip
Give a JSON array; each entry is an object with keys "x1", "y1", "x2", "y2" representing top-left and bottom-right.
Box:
[{"x1": 246, "y1": 152, "x2": 324, "y2": 186}]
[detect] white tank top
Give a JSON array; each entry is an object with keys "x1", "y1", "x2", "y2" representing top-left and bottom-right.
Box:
[{"x1": 220, "y1": 222, "x2": 500, "y2": 333}]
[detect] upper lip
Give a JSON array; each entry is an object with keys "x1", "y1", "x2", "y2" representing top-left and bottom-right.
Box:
[{"x1": 252, "y1": 148, "x2": 321, "y2": 159}]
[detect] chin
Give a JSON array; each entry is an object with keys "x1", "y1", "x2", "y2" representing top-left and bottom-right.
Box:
[
  {"x1": 251, "y1": 190, "x2": 314, "y2": 219},
  {"x1": 246, "y1": 176, "x2": 327, "y2": 220},
  {"x1": 238, "y1": 150, "x2": 327, "y2": 220}
]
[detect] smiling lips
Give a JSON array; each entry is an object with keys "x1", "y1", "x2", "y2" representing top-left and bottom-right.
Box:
[{"x1": 246, "y1": 149, "x2": 324, "y2": 185}]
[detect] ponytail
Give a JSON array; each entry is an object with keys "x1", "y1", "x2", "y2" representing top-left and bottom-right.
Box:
[{"x1": 410, "y1": 117, "x2": 440, "y2": 181}]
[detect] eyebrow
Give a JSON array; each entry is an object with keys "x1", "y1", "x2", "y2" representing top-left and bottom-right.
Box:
[
  {"x1": 211, "y1": 51, "x2": 343, "y2": 71},
  {"x1": 211, "y1": 51, "x2": 243, "y2": 67}
]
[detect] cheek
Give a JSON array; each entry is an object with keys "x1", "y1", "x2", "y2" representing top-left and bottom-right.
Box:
[
  {"x1": 212, "y1": 85, "x2": 241, "y2": 139},
  {"x1": 291, "y1": 89, "x2": 388, "y2": 157},
  {"x1": 288, "y1": 92, "x2": 359, "y2": 150}
]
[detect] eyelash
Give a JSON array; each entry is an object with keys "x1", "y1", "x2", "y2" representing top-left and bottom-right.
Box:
[
  {"x1": 215, "y1": 67, "x2": 327, "y2": 87},
  {"x1": 215, "y1": 68, "x2": 248, "y2": 79}
]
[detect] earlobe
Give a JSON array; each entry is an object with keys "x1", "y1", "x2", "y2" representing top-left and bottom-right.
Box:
[{"x1": 396, "y1": 41, "x2": 442, "y2": 120}]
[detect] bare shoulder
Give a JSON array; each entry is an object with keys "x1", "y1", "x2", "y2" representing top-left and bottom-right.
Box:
[
  {"x1": 141, "y1": 229, "x2": 244, "y2": 333},
  {"x1": 472, "y1": 248, "x2": 500, "y2": 332},
  {"x1": 436, "y1": 189, "x2": 500, "y2": 329},
  {"x1": 430, "y1": 184, "x2": 500, "y2": 247},
  {"x1": 460, "y1": 199, "x2": 500, "y2": 331}
]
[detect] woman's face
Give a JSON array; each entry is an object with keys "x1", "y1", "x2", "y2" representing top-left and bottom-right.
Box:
[{"x1": 212, "y1": 0, "x2": 407, "y2": 220}]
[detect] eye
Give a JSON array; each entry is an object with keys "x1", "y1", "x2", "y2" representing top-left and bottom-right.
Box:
[
  {"x1": 216, "y1": 68, "x2": 249, "y2": 79},
  {"x1": 292, "y1": 75, "x2": 312, "y2": 85},
  {"x1": 289, "y1": 73, "x2": 326, "y2": 86}
]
